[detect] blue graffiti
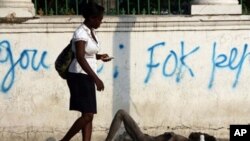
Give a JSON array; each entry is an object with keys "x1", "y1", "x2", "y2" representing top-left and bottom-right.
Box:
[
  {"x1": 144, "y1": 42, "x2": 165, "y2": 83},
  {"x1": 119, "y1": 44, "x2": 124, "y2": 49},
  {"x1": 97, "y1": 64, "x2": 104, "y2": 73},
  {"x1": 177, "y1": 41, "x2": 199, "y2": 82},
  {"x1": 208, "y1": 42, "x2": 250, "y2": 88},
  {"x1": 97, "y1": 64, "x2": 118, "y2": 79},
  {"x1": 144, "y1": 41, "x2": 200, "y2": 83},
  {"x1": 91, "y1": 41, "x2": 250, "y2": 89},
  {"x1": 113, "y1": 66, "x2": 119, "y2": 78},
  {"x1": 0, "y1": 40, "x2": 49, "y2": 93}
]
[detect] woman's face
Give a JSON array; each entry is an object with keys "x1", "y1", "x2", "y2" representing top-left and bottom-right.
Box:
[{"x1": 90, "y1": 14, "x2": 104, "y2": 29}]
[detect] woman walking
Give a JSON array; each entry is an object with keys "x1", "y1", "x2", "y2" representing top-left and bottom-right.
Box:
[{"x1": 60, "y1": 2, "x2": 112, "y2": 141}]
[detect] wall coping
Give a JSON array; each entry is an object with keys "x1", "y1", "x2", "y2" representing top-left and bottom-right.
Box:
[{"x1": 1, "y1": 15, "x2": 250, "y2": 33}]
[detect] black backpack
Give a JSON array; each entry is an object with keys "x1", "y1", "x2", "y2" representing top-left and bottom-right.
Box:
[{"x1": 55, "y1": 40, "x2": 74, "y2": 79}]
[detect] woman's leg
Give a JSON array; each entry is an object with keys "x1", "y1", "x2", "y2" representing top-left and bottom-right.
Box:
[
  {"x1": 105, "y1": 109, "x2": 145, "y2": 141},
  {"x1": 60, "y1": 113, "x2": 94, "y2": 141},
  {"x1": 81, "y1": 114, "x2": 93, "y2": 141}
]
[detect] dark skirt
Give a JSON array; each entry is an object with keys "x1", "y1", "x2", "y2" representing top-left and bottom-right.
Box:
[{"x1": 66, "y1": 72, "x2": 97, "y2": 113}]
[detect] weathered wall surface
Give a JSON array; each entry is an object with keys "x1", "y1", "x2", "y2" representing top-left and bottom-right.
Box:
[{"x1": 1, "y1": 15, "x2": 250, "y2": 141}]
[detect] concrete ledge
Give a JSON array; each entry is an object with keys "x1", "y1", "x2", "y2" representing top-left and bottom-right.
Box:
[
  {"x1": 192, "y1": 0, "x2": 239, "y2": 5},
  {"x1": 0, "y1": 7, "x2": 35, "y2": 18},
  {"x1": 191, "y1": 5, "x2": 242, "y2": 15},
  {"x1": 1, "y1": 15, "x2": 250, "y2": 33}
]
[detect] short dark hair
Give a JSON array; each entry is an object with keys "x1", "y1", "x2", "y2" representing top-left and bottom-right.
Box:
[
  {"x1": 81, "y1": 2, "x2": 105, "y2": 19},
  {"x1": 163, "y1": 132, "x2": 173, "y2": 140}
]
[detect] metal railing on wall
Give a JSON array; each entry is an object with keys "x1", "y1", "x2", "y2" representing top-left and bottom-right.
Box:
[
  {"x1": 241, "y1": 0, "x2": 250, "y2": 14},
  {"x1": 32, "y1": 0, "x2": 192, "y2": 16},
  {"x1": 32, "y1": 0, "x2": 248, "y2": 16}
]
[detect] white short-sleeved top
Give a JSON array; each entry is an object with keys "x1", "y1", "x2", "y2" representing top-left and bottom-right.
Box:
[{"x1": 68, "y1": 24, "x2": 100, "y2": 74}]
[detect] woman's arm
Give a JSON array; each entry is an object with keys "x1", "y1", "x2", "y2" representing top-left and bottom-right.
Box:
[
  {"x1": 105, "y1": 109, "x2": 145, "y2": 141},
  {"x1": 75, "y1": 41, "x2": 104, "y2": 91},
  {"x1": 96, "y1": 54, "x2": 113, "y2": 62},
  {"x1": 96, "y1": 54, "x2": 104, "y2": 60}
]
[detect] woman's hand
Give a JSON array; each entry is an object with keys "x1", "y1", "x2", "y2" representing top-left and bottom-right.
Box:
[
  {"x1": 94, "y1": 78, "x2": 104, "y2": 91},
  {"x1": 99, "y1": 54, "x2": 114, "y2": 62}
]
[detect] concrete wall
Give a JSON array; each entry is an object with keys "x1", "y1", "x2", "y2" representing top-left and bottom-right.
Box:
[{"x1": 1, "y1": 15, "x2": 250, "y2": 141}]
